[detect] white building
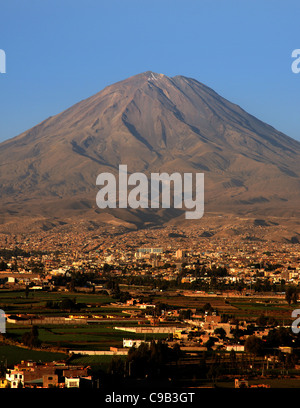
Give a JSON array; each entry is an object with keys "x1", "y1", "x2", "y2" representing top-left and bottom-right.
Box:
[
  {"x1": 226, "y1": 345, "x2": 245, "y2": 352},
  {"x1": 6, "y1": 370, "x2": 24, "y2": 388},
  {"x1": 65, "y1": 377, "x2": 80, "y2": 388},
  {"x1": 123, "y1": 339, "x2": 151, "y2": 348}
]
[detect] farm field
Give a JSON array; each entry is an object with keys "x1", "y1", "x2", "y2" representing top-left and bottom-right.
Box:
[
  {"x1": 0, "y1": 289, "x2": 115, "y2": 315},
  {"x1": 227, "y1": 298, "x2": 294, "y2": 322},
  {"x1": 5, "y1": 323, "x2": 168, "y2": 350},
  {"x1": 0, "y1": 288, "x2": 296, "y2": 362},
  {"x1": 0, "y1": 344, "x2": 67, "y2": 366},
  {"x1": 0, "y1": 288, "x2": 295, "y2": 326},
  {"x1": 68, "y1": 354, "x2": 127, "y2": 367},
  {"x1": 152, "y1": 292, "x2": 294, "y2": 323}
]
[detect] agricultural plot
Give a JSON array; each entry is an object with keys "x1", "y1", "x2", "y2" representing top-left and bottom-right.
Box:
[
  {"x1": 227, "y1": 298, "x2": 294, "y2": 322},
  {"x1": 0, "y1": 344, "x2": 67, "y2": 366},
  {"x1": 0, "y1": 289, "x2": 116, "y2": 316},
  {"x1": 68, "y1": 354, "x2": 127, "y2": 367},
  {"x1": 6, "y1": 324, "x2": 168, "y2": 350},
  {"x1": 149, "y1": 291, "x2": 295, "y2": 325}
]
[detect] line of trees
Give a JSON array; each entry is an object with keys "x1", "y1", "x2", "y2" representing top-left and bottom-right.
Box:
[{"x1": 107, "y1": 340, "x2": 181, "y2": 381}]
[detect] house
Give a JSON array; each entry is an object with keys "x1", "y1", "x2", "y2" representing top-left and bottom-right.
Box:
[
  {"x1": 43, "y1": 374, "x2": 59, "y2": 388},
  {"x1": 10, "y1": 360, "x2": 90, "y2": 388},
  {"x1": 65, "y1": 377, "x2": 80, "y2": 388},
  {"x1": 64, "y1": 376, "x2": 92, "y2": 389},
  {"x1": 62, "y1": 367, "x2": 89, "y2": 378},
  {"x1": 226, "y1": 344, "x2": 245, "y2": 352},
  {"x1": 123, "y1": 339, "x2": 150, "y2": 348},
  {"x1": 205, "y1": 314, "x2": 221, "y2": 324},
  {"x1": 6, "y1": 370, "x2": 24, "y2": 388}
]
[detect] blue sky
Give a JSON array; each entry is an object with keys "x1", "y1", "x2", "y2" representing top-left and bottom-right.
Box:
[{"x1": 0, "y1": 0, "x2": 300, "y2": 142}]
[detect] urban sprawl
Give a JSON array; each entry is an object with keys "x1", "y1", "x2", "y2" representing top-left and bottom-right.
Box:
[{"x1": 0, "y1": 225, "x2": 299, "y2": 389}]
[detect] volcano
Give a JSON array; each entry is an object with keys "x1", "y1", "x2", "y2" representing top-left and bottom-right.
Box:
[{"x1": 0, "y1": 71, "x2": 299, "y2": 234}]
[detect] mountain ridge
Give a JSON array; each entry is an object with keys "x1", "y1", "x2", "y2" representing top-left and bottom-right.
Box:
[{"x1": 0, "y1": 71, "x2": 299, "y2": 238}]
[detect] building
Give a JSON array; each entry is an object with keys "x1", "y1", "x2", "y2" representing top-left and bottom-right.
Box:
[
  {"x1": 64, "y1": 376, "x2": 92, "y2": 388},
  {"x1": 65, "y1": 377, "x2": 80, "y2": 388},
  {"x1": 6, "y1": 370, "x2": 24, "y2": 388},
  {"x1": 226, "y1": 345, "x2": 245, "y2": 352},
  {"x1": 136, "y1": 248, "x2": 163, "y2": 258},
  {"x1": 43, "y1": 374, "x2": 59, "y2": 388},
  {"x1": 123, "y1": 339, "x2": 151, "y2": 348},
  {"x1": 6, "y1": 360, "x2": 90, "y2": 388},
  {"x1": 175, "y1": 249, "x2": 188, "y2": 259},
  {"x1": 235, "y1": 378, "x2": 249, "y2": 388},
  {"x1": 205, "y1": 314, "x2": 221, "y2": 324}
]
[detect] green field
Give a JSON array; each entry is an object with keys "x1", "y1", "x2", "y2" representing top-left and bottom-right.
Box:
[
  {"x1": 227, "y1": 298, "x2": 294, "y2": 322},
  {"x1": 0, "y1": 289, "x2": 168, "y2": 353},
  {"x1": 6, "y1": 323, "x2": 168, "y2": 350},
  {"x1": 153, "y1": 292, "x2": 294, "y2": 322},
  {"x1": 0, "y1": 288, "x2": 295, "y2": 360},
  {"x1": 0, "y1": 289, "x2": 293, "y2": 321},
  {"x1": 0, "y1": 344, "x2": 67, "y2": 366},
  {"x1": 68, "y1": 354, "x2": 127, "y2": 366},
  {"x1": 0, "y1": 289, "x2": 115, "y2": 315}
]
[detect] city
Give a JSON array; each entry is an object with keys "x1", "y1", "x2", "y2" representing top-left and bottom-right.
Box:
[{"x1": 0, "y1": 225, "x2": 299, "y2": 389}]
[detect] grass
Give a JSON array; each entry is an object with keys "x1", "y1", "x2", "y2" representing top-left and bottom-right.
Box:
[
  {"x1": 68, "y1": 354, "x2": 127, "y2": 366},
  {"x1": 0, "y1": 289, "x2": 115, "y2": 315},
  {"x1": 0, "y1": 344, "x2": 67, "y2": 366},
  {"x1": 5, "y1": 324, "x2": 168, "y2": 350}
]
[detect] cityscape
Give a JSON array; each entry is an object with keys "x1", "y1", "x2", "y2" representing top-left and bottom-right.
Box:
[{"x1": 0, "y1": 224, "x2": 299, "y2": 389}]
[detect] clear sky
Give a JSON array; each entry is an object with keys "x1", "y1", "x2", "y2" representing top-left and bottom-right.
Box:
[{"x1": 0, "y1": 0, "x2": 300, "y2": 142}]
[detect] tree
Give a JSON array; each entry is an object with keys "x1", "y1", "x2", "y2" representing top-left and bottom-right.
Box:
[
  {"x1": 244, "y1": 335, "x2": 264, "y2": 356},
  {"x1": 172, "y1": 343, "x2": 181, "y2": 365},
  {"x1": 205, "y1": 337, "x2": 216, "y2": 350},
  {"x1": 285, "y1": 285, "x2": 298, "y2": 305},
  {"x1": 265, "y1": 327, "x2": 293, "y2": 348},
  {"x1": 31, "y1": 325, "x2": 39, "y2": 338},
  {"x1": 127, "y1": 343, "x2": 150, "y2": 378},
  {"x1": 126, "y1": 341, "x2": 179, "y2": 379},
  {"x1": 256, "y1": 314, "x2": 268, "y2": 326},
  {"x1": 202, "y1": 303, "x2": 212, "y2": 314},
  {"x1": 214, "y1": 327, "x2": 226, "y2": 340},
  {"x1": 108, "y1": 356, "x2": 125, "y2": 379},
  {"x1": 179, "y1": 309, "x2": 192, "y2": 320},
  {"x1": 60, "y1": 297, "x2": 82, "y2": 311},
  {"x1": 21, "y1": 326, "x2": 41, "y2": 348}
]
